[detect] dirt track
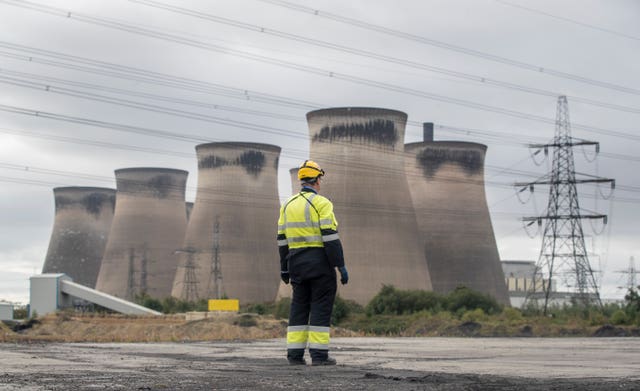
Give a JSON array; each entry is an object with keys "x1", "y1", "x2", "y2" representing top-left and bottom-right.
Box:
[{"x1": 1, "y1": 338, "x2": 639, "y2": 390}]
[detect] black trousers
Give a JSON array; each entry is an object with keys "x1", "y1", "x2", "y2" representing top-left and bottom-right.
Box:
[{"x1": 287, "y1": 270, "x2": 337, "y2": 361}]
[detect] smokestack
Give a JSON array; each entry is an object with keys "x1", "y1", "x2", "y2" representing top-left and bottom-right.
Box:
[
  {"x1": 423, "y1": 122, "x2": 434, "y2": 142},
  {"x1": 172, "y1": 142, "x2": 281, "y2": 303},
  {"x1": 404, "y1": 141, "x2": 510, "y2": 305},
  {"x1": 95, "y1": 168, "x2": 189, "y2": 300},
  {"x1": 306, "y1": 107, "x2": 432, "y2": 304},
  {"x1": 42, "y1": 187, "x2": 116, "y2": 288}
]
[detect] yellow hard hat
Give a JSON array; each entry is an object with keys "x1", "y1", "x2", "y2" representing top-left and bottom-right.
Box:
[{"x1": 298, "y1": 160, "x2": 325, "y2": 181}]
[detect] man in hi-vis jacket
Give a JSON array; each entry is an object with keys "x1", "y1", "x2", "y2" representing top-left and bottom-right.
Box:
[{"x1": 277, "y1": 160, "x2": 349, "y2": 366}]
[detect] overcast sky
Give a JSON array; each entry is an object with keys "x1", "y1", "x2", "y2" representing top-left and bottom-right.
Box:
[{"x1": 1, "y1": 0, "x2": 638, "y2": 304}]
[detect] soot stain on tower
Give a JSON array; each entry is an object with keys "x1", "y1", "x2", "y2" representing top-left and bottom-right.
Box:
[
  {"x1": 55, "y1": 191, "x2": 116, "y2": 218},
  {"x1": 313, "y1": 119, "x2": 398, "y2": 148},
  {"x1": 417, "y1": 148, "x2": 483, "y2": 178},
  {"x1": 198, "y1": 150, "x2": 266, "y2": 176}
]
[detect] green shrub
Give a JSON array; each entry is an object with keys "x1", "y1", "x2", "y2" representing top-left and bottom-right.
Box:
[
  {"x1": 624, "y1": 287, "x2": 640, "y2": 320},
  {"x1": 610, "y1": 309, "x2": 629, "y2": 325},
  {"x1": 134, "y1": 294, "x2": 209, "y2": 313},
  {"x1": 445, "y1": 286, "x2": 502, "y2": 315},
  {"x1": 347, "y1": 315, "x2": 408, "y2": 335},
  {"x1": 461, "y1": 308, "x2": 487, "y2": 323},
  {"x1": 588, "y1": 309, "x2": 607, "y2": 326},
  {"x1": 136, "y1": 294, "x2": 163, "y2": 312},
  {"x1": 12, "y1": 305, "x2": 28, "y2": 320},
  {"x1": 247, "y1": 303, "x2": 267, "y2": 315},
  {"x1": 242, "y1": 302, "x2": 274, "y2": 315},
  {"x1": 501, "y1": 307, "x2": 523, "y2": 322},
  {"x1": 234, "y1": 314, "x2": 258, "y2": 327},
  {"x1": 274, "y1": 298, "x2": 291, "y2": 320},
  {"x1": 366, "y1": 285, "x2": 444, "y2": 316},
  {"x1": 331, "y1": 295, "x2": 363, "y2": 325}
]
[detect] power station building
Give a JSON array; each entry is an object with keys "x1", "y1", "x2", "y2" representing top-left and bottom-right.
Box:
[
  {"x1": 95, "y1": 168, "x2": 189, "y2": 300},
  {"x1": 172, "y1": 142, "x2": 281, "y2": 304},
  {"x1": 306, "y1": 107, "x2": 432, "y2": 304},
  {"x1": 42, "y1": 187, "x2": 116, "y2": 288},
  {"x1": 405, "y1": 125, "x2": 510, "y2": 305}
]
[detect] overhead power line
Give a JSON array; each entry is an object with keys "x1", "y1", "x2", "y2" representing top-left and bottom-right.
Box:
[
  {"x1": 0, "y1": 42, "x2": 321, "y2": 110},
  {"x1": 0, "y1": 43, "x2": 549, "y2": 146},
  {"x1": 0, "y1": 105, "x2": 538, "y2": 188},
  {"x1": 495, "y1": 0, "x2": 640, "y2": 42},
  {"x1": 2, "y1": 0, "x2": 637, "y2": 141},
  {"x1": 256, "y1": 0, "x2": 640, "y2": 96},
  {"x1": 3, "y1": 69, "x2": 639, "y2": 147},
  {"x1": 127, "y1": 0, "x2": 640, "y2": 116}
]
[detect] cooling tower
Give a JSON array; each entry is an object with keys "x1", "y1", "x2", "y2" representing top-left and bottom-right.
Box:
[
  {"x1": 95, "y1": 168, "x2": 188, "y2": 300},
  {"x1": 172, "y1": 142, "x2": 281, "y2": 303},
  {"x1": 307, "y1": 107, "x2": 432, "y2": 304},
  {"x1": 405, "y1": 139, "x2": 510, "y2": 305},
  {"x1": 42, "y1": 187, "x2": 116, "y2": 288}
]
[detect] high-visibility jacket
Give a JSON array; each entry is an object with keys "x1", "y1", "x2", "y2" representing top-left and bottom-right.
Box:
[
  {"x1": 278, "y1": 187, "x2": 344, "y2": 357},
  {"x1": 277, "y1": 187, "x2": 344, "y2": 276}
]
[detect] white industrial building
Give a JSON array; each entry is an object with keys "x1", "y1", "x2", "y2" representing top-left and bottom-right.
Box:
[{"x1": 0, "y1": 301, "x2": 13, "y2": 320}]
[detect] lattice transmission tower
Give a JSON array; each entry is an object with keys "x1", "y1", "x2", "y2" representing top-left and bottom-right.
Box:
[
  {"x1": 515, "y1": 96, "x2": 615, "y2": 313},
  {"x1": 175, "y1": 247, "x2": 199, "y2": 302},
  {"x1": 616, "y1": 256, "x2": 639, "y2": 291}
]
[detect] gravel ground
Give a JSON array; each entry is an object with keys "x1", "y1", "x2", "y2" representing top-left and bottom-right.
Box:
[{"x1": 1, "y1": 338, "x2": 639, "y2": 390}]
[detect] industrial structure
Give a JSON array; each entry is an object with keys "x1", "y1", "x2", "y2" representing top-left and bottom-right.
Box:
[
  {"x1": 42, "y1": 187, "x2": 116, "y2": 288},
  {"x1": 95, "y1": 168, "x2": 189, "y2": 300},
  {"x1": 501, "y1": 260, "x2": 547, "y2": 308},
  {"x1": 172, "y1": 142, "x2": 281, "y2": 303},
  {"x1": 306, "y1": 107, "x2": 432, "y2": 304},
  {"x1": 30, "y1": 274, "x2": 160, "y2": 317},
  {"x1": 405, "y1": 125, "x2": 510, "y2": 305},
  {"x1": 0, "y1": 301, "x2": 13, "y2": 321},
  {"x1": 516, "y1": 96, "x2": 614, "y2": 312}
]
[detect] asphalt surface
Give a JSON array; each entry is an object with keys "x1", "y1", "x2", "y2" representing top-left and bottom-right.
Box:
[{"x1": 1, "y1": 337, "x2": 639, "y2": 390}]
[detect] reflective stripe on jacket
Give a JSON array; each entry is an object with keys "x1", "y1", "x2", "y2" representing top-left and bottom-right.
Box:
[{"x1": 277, "y1": 191, "x2": 339, "y2": 249}]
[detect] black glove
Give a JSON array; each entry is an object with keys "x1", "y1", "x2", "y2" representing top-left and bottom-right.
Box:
[
  {"x1": 338, "y1": 266, "x2": 348, "y2": 285},
  {"x1": 281, "y1": 271, "x2": 290, "y2": 284}
]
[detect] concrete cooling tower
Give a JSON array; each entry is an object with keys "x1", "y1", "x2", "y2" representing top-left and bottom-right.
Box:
[
  {"x1": 95, "y1": 168, "x2": 188, "y2": 300},
  {"x1": 307, "y1": 107, "x2": 432, "y2": 304},
  {"x1": 42, "y1": 187, "x2": 116, "y2": 288},
  {"x1": 405, "y1": 133, "x2": 510, "y2": 305},
  {"x1": 172, "y1": 142, "x2": 281, "y2": 304}
]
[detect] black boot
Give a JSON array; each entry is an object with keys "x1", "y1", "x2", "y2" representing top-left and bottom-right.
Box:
[
  {"x1": 288, "y1": 357, "x2": 307, "y2": 365},
  {"x1": 311, "y1": 356, "x2": 336, "y2": 366}
]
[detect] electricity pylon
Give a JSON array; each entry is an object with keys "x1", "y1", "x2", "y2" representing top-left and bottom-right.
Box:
[
  {"x1": 616, "y1": 256, "x2": 639, "y2": 291},
  {"x1": 175, "y1": 247, "x2": 199, "y2": 302},
  {"x1": 515, "y1": 96, "x2": 614, "y2": 313}
]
